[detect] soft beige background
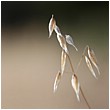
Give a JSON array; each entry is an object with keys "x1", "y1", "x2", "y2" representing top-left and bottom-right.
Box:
[
  {"x1": 1, "y1": 1, "x2": 109, "y2": 109},
  {"x1": 1, "y1": 21, "x2": 109, "y2": 109}
]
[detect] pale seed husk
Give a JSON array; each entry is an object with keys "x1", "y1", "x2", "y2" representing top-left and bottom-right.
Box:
[
  {"x1": 65, "y1": 35, "x2": 78, "y2": 51},
  {"x1": 61, "y1": 50, "x2": 67, "y2": 74},
  {"x1": 54, "y1": 25, "x2": 62, "y2": 36},
  {"x1": 53, "y1": 71, "x2": 62, "y2": 92},
  {"x1": 85, "y1": 55, "x2": 97, "y2": 79},
  {"x1": 57, "y1": 34, "x2": 69, "y2": 54},
  {"x1": 48, "y1": 14, "x2": 56, "y2": 38},
  {"x1": 88, "y1": 47, "x2": 100, "y2": 75},
  {"x1": 71, "y1": 74, "x2": 80, "y2": 102}
]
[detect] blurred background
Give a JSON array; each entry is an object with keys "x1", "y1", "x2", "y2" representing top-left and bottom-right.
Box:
[{"x1": 1, "y1": 1, "x2": 109, "y2": 109}]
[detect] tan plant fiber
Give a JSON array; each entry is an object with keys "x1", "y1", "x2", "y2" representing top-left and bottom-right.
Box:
[
  {"x1": 48, "y1": 14, "x2": 56, "y2": 38},
  {"x1": 84, "y1": 56, "x2": 97, "y2": 79},
  {"x1": 88, "y1": 46, "x2": 100, "y2": 75},
  {"x1": 53, "y1": 71, "x2": 62, "y2": 93},
  {"x1": 61, "y1": 50, "x2": 67, "y2": 75},
  {"x1": 48, "y1": 15, "x2": 100, "y2": 109},
  {"x1": 71, "y1": 74, "x2": 80, "y2": 102}
]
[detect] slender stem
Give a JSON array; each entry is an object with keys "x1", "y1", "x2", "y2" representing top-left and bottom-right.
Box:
[
  {"x1": 67, "y1": 53, "x2": 75, "y2": 74},
  {"x1": 75, "y1": 55, "x2": 83, "y2": 73},
  {"x1": 66, "y1": 47, "x2": 91, "y2": 109},
  {"x1": 64, "y1": 71, "x2": 72, "y2": 74},
  {"x1": 80, "y1": 87, "x2": 91, "y2": 109},
  {"x1": 74, "y1": 45, "x2": 91, "y2": 108},
  {"x1": 76, "y1": 45, "x2": 89, "y2": 73}
]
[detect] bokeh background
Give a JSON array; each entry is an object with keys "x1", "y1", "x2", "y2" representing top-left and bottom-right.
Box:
[{"x1": 1, "y1": 1, "x2": 109, "y2": 109}]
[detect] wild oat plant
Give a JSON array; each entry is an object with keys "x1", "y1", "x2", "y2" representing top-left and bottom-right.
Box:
[{"x1": 48, "y1": 15, "x2": 100, "y2": 109}]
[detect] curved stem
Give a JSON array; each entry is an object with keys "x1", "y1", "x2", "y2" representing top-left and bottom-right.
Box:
[
  {"x1": 67, "y1": 54, "x2": 75, "y2": 74},
  {"x1": 66, "y1": 47, "x2": 91, "y2": 109},
  {"x1": 75, "y1": 55, "x2": 84, "y2": 73},
  {"x1": 80, "y1": 87, "x2": 91, "y2": 109},
  {"x1": 76, "y1": 45, "x2": 89, "y2": 73}
]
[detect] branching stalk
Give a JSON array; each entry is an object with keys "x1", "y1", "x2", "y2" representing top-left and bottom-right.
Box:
[
  {"x1": 66, "y1": 50, "x2": 91, "y2": 109},
  {"x1": 63, "y1": 46, "x2": 91, "y2": 109},
  {"x1": 76, "y1": 45, "x2": 89, "y2": 73},
  {"x1": 48, "y1": 15, "x2": 98, "y2": 109}
]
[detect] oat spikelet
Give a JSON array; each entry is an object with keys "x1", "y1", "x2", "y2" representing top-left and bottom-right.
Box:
[
  {"x1": 65, "y1": 35, "x2": 78, "y2": 51},
  {"x1": 57, "y1": 34, "x2": 69, "y2": 54},
  {"x1": 85, "y1": 56, "x2": 97, "y2": 79},
  {"x1": 53, "y1": 71, "x2": 62, "y2": 92},
  {"x1": 88, "y1": 47, "x2": 100, "y2": 75},
  {"x1": 48, "y1": 14, "x2": 56, "y2": 38},
  {"x1": 61, "y1": 50, "x2": 67, "y2": 74},
  {"x1": 54, "y1": 25, "x2": 62, "y2": 36},
  {"x1": 71, "y1": 74, "x2": 80, "y2": 102}
]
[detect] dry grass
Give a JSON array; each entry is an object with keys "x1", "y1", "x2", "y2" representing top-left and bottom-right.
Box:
[{"x1": 48, "y1": 15, "x2": 100, "y2": 109}]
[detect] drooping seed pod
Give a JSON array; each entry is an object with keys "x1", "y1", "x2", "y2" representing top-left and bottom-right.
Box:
[
  {"x1": 57, "y1": 34, "x2": 69, "y2": 54},
  {"x1": 65, "y1": 35, "x2": 78, "y2": 51},
  {"x1": 61, "y1": 50, "x2": 67, "y2": 74},
  {"x1": 48, "y1": 14, "x2": 56, "y2": 38},
  {"x1": 71, "y1": 74, "x2": 80, "y2": 102},
  {"x1": 54, "y1": 25, "x2": 62, "y2": 36},
  {"x1": 88, "y1": 47, "x2": 100, "y2": 75},
  {"x1": 53, "y1": 71, "x2": 62, "y2": 93},
  {"x1": 85, "y1": 55, "x2": 97, "y2": 79}
]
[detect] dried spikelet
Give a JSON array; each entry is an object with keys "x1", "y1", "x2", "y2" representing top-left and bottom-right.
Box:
[
  {"x1": 48, "y1": 14, "x2": 56, "y2": 38},
  {"x1": 53, "y1": 71, "x2": 62, "y2": 92},
  {"x1": 88, "y1": 47, "x2": 100, "y2": 75},
  {"x1": 85, "y1": 56, "x2": 97, "y2": 79},
  {"x1": 71, "y1": 74, "x2": 80, "y2": 102},
  {"x1": 57, "y1": 34, "x2": 69, "y2": 54},
  {"x1": 61, "y1": 50, "x2": 67, "y2": 74},
  {"x1": 54, "y1": 25, "x2": 62, "y2": 36},
  {"x1": 65, "y1": 35, "x2": 78, "y2": 51}
]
